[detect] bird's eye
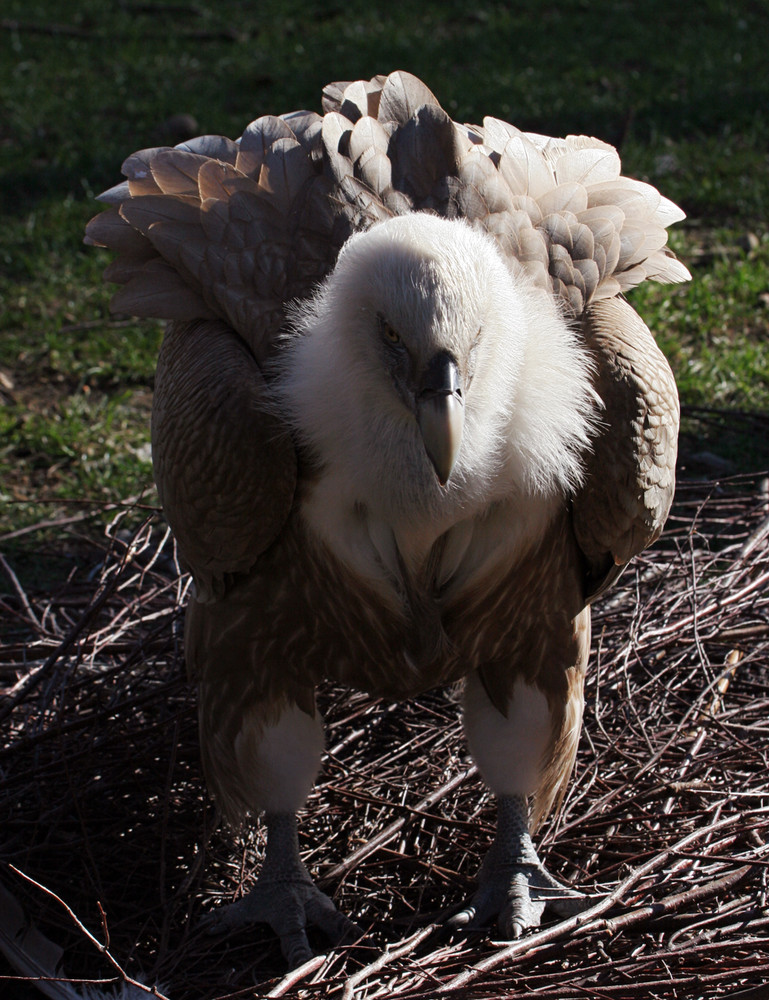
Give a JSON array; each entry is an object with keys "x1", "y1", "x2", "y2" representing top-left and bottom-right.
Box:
[
  {"x1": 383, "y1": 323, "x2": 400, "y2": 344},
  {"x1": 377, "y1": 313, "x2": 403, "y2": 348}
]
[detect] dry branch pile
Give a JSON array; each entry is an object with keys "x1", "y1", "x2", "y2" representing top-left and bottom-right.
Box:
[{"x1": 1, "y1": 471, "x2": 769, "y2": 999}]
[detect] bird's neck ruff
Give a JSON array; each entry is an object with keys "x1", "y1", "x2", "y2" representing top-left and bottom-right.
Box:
[{"x1": 277, "y1": 214, "x2": 599, "y2": 587}]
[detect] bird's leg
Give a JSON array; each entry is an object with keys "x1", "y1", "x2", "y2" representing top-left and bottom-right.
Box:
[
  {"x1": 450, "y1": 669, "x2": 589, "y2": 937},
  {"x1": 448, "y1": 793, "x2": 586, "y2": 937},
  {"x1": 197, "y1": 696, "x2": 362, "y2": 966},
  {"x1": 204, "y1": 811, "x2": 362, "y2": 967}
]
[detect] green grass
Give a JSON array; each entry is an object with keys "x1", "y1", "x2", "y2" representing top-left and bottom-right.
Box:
[
  {"x1": 631, "y1": 229, "x2": 769, "y2": 409},
  {"x1": 1, "y1": 0, "x2": 768, "y2": 546}
]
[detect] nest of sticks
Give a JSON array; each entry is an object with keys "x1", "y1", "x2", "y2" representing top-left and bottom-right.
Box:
[{"x1": 2, "y1": 467, "x2": 769, "y2": 1000}]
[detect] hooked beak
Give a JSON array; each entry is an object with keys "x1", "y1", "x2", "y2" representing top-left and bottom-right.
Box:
[{"x1": 416, "y1": 351, "x2": 465, "y2": 486}]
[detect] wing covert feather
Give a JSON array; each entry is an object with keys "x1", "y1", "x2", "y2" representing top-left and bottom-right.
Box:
[
  {"x1": 151, "y1": 318, "x2": 297, "y2": 603},
  {"x1": 86, "y1": 70, "x2": 689, "y2": 348},
  {"x1": 572, "y1": 297, "x2": 679, "y2": 602}
]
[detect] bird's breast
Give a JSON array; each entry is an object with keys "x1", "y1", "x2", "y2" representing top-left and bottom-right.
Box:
[{"x1": 285, "y1": 486, "x2": 566, "y2": 699}]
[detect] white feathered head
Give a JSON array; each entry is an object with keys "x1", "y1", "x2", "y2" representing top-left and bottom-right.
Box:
[{"x1": 279, "y1": 213, "x2": 599, "y2": 518}]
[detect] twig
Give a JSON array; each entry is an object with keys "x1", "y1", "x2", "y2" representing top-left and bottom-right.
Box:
[
  {"x1": 266, "y1": 953, "x2": 329, "y2": 997},
  {"x1": 660, "y1": 648, "x2": 742, "y2": 817},
  {"x1": 8, "y1": 867, "x2": 170, "y2": 1000},
  {"x1": 0, "y1": 552, "x2": 42, "y2": 632},
  {"x1": 341, "y1": 925, "x2": 437, "y2": 1000},
  {"x1": 580, "y1": 864, "x2": 756, "y2": 935},
  {"x1": 438, "y1": 810, "x2": 769, "y2": 992},
  {"x1": 639, "y1": 569, "x2": 769, "y2": 643},
  {"x1": 0, "y1": 572, "x2": 120, "y2": 724},
  {"x1": 319, "y1": 765, "x2": 477, "y2": 887},
  {"x1": 0, "y1": 495, "x2": 159, "y2": 542}
]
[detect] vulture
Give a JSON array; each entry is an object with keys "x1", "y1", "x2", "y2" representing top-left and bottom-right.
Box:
[{"x1": 85, "y1": 71, "x2": 688, "y2": 967}]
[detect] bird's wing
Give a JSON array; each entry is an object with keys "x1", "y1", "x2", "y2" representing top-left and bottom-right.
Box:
[
  {"x1": 86, "y1": 70, "x2": 689, "y2": 347},
  {"x1": 471, "y1": 122, "x2": 690, "y2": 315},
  {"x1": 151, "y1": 318, "x2": 297, "y2": 602},
  {"x1": 571, "y1": 296, "x2": 680, "y2": 602},
  {"x1": 332, "y1": 75, "x2": 691, "y2": 324},
  {"x1": 84, "y1": 114, "x2": 342, "y2": 364},
  {"x1": 324, "y1": 72, "x2": 690, "y2": 316}
]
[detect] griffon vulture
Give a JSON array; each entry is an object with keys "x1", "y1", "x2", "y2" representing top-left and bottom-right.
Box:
[{"x1": 85, "y1": 71, "x2": 687, "y2": 966}]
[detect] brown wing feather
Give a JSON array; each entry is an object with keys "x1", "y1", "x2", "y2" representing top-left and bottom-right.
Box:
[
  {"x1": 151, "y1": 318, "x2": 296, "y2": 602},
  {"x1": 572, "y1": 297, "x2": 680, "y2": 602},
  {"x1": 86, "y1": 118, "x2": 337, "y2": 364},
  {"x1": 85, "y1": 70, "x2": 689, "y2": 356}
]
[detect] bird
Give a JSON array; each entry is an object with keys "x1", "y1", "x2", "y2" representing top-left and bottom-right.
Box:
[{"x1": 85, "y1": 70, "x2": 688, "y2": 967}]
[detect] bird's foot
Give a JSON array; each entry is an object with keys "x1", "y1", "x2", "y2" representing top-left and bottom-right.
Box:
[
  {"x1": 202, "y1": 814, "x2": 362, "y2": 968},
  {"x1": 447, "y1": 794, "x2": 589, "y2": 938},
  {"x1": 202, "y1": 867, "x2": 362, "y2": 967},
  {"x1": 447, "y1": 858, "x2": 587, "y2": 938}
]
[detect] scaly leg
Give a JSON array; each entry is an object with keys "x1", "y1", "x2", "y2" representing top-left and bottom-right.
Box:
[
  {"x1": 200, "y1": 699, "x2": 361, "y2": 966},
  {"x1": 204, "y1": 812, "x2": 361, "y2": 967},
  {"x1": 450, "y1": 669, "x2": 588, "y2": 936},
  {"x1": 448, "y1": 794, "x2": 586, "y2": 937}
]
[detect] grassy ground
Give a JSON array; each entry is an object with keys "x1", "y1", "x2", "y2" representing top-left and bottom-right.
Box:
[{"x1": 1, "y1": 0, "x2": 768, "y2": 546}]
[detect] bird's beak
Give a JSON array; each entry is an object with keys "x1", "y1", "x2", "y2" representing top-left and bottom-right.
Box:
[{"x1": 416, "y1": 351, "x2": 464, "y2": 486}]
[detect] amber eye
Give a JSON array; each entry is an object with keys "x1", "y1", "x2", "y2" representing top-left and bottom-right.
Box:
[{"x1": 383, "y1": 323, "x2": 400, "y2": 345}]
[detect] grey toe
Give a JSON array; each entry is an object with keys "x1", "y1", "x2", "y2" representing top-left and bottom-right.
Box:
[{"x1": 447, "y1": 863, "x2": 588, "y2": 938}]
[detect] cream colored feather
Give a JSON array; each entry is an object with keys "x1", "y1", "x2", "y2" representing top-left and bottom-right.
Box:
[{"x1": 86, "y1": 69, "x2": 690, "y2": 350}]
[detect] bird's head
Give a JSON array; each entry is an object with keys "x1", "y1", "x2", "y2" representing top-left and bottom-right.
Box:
[
  {"x1": 331, "y1": 214, "x2": 501, "y2": 487},
  {"x1": 280, "y1": 213, "x2": 595, "y2": 518}
]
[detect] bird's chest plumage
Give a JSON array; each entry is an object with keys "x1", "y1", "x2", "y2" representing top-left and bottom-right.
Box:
[{"x1": 255, "y1": 493, "x2": 583, "y2": 701}]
